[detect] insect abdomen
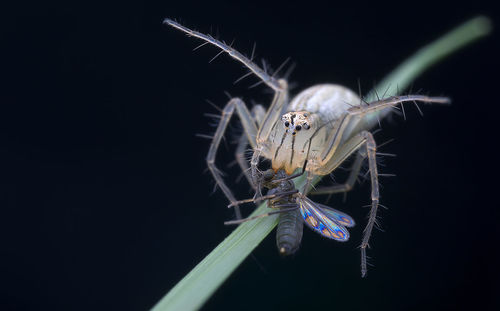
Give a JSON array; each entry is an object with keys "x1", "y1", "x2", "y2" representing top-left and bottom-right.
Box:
[{"x1": 276, "y1": 209, "x2": 304, "y2": 255}]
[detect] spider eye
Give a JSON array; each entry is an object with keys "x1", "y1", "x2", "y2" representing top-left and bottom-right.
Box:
[
  {"x1": 304, "y1": 123, "x2": 310, "y2": 130},
  {"x1": 295, "y1": 125, "x2": 302, "y2": 131},
  {"x1": 284, "y1": 121, "x2": 290, "y2": 127}
]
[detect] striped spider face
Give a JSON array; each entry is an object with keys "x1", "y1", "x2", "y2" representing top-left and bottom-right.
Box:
[{"x1": 281, "y1": 111, "x2": 311, "y2": 136}]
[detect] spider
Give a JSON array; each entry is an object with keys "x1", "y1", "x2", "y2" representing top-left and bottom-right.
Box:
[{"x1": 164, "y1": 18, "x2": 449, "y2": 276}]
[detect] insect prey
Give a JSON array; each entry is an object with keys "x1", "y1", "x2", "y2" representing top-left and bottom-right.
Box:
[{"x1": 225, "y1": 168, "x2": 355, "y2": 256}]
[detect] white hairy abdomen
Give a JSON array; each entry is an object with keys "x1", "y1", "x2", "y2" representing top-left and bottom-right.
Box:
[{"x1": 287, "y1": 84, "x2": 361, "y2": 121}]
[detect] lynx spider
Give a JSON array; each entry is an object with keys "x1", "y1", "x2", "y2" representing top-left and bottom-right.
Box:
[{"x1": 164, "y1": 18, "x2": 449, "y2": 276}]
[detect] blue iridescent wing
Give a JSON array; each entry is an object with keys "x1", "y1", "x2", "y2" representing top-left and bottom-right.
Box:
[
  {"x1": 299, "y1": 196, "x2": 350, "y2": 241},
  {"x1": 316, "y1": 203, "x2": 355, "y2": 228}
]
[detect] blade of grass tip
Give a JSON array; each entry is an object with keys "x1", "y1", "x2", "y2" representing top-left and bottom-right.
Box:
[
  {"x1": 364, "y1": 15, "x2": 491, "y2": 112},
  {"x1": 151, "y1": 15, "x2": 491, "y2": 311},
  {"x1": 352, "y1": 15, "x2": 492, "y2": 134}
]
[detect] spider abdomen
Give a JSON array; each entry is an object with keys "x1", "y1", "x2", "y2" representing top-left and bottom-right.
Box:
[{"x1": 287, "y1": 84, "x2": 361, "y2": 121}]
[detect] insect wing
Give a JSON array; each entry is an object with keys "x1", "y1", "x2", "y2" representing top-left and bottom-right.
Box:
[
  {"x1": 299, "y1": 197, "x2": 350, "y2": 241},
  {"x1": 316, "y1": 203, "x2": 355, "y2": 228}
]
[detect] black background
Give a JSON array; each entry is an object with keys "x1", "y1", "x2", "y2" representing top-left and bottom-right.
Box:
[{"x1": 1, "y1": 1, "x2": 499, "y2": 310}]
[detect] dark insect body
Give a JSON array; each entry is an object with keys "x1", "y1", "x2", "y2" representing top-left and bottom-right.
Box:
[{"x1": 227, "y1": 169, "x2": 355, "y2": 256}]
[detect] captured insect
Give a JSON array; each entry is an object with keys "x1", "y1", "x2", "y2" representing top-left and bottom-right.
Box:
[
  {"x1": 164, "y1": 18, "x2": 450, "y2": 276},
  {"x1": 225, "y1": 167, "x2": 355, "y2": 256}
]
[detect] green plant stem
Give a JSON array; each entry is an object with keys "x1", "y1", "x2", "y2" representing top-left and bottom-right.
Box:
[
  {"x1": 366, "y1": 16, "x2": 491, "y2": 103},
  {"x1": 151, "y1": 16, "x2": 491, "y2": 311}
]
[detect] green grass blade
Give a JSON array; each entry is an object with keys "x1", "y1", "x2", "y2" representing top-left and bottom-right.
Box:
[
  {"x1": 364, "y1": 16, "x2": 491, "y2": 119},
  {"x1": 152, "y1": 16, "x2": 491, "y2": 311},
  {"x1": 151, "y1": 202, "x2": 277, "y2": 311}
]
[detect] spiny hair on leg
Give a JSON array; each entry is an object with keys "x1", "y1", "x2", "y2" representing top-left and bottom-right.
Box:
[
  {"x1": 164, "y1": 18, "x2": 284, "y2": 92},
  {"x1": 205, "y1": 99, "x2": 223, "y2": 113}
]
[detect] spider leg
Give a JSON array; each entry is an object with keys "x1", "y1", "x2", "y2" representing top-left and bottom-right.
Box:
[
  {"x1": 164, "y1": 19, "x2": 290, "y2": 197},
  {"x1": 207, "y1": 98, "x2": 258, "y2": 219},
  {"x1": 164, "y1": 19, "x2": 285, "y2": 93},
  {"x1": 224, "y1": 206, "x2": 299, "y2": 225},
  {"x1": 310, "y1": 151, "x2": 365, "y2": 195},
  {"x1": 250, "y1": 80, "x2": 289, "y2": 192},
  {"x1": 227, "y1": 189, "x2": 298, "y2": 208},
  {"x1": 235, "y1": 133, "x2": 255, "y2": 189},
  {"x1": 358, "y1": 131, "x2": 379, "y2": 278},
  {"x1": 235, "y1": 105, "x2": 266, "y2": 190},
  {"x1": 256, "y1": 79, "x2": 289, "y2": 143},
  {"x1": 314, "y1": 129, "x2": 380, "y2": 277},
  {"x1": 319, "y1": 94, "x2": 450, "y2": 166}
]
